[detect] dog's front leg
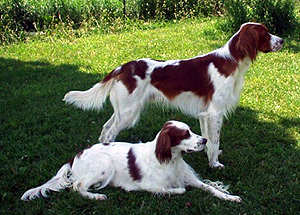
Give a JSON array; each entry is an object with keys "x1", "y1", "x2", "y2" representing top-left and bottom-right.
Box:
[
  {"x1": 186, "y1": 174, "x2": 242, "y2": 202},
  {"x1": 199, "y1": 112, "x2": 224, "y2": 168},
  {"x1": 145, "y1": 186, "x2": 186, "y2": 195},
  {"x1": 162, "y1": 187, "x2": 186, "y2": 195},
  {"x1": 182, "y1": 164, "x2": 241, "y2": 202},
  {"x1": 99, "y1": 114, "x2": 116, "y2": 143}
]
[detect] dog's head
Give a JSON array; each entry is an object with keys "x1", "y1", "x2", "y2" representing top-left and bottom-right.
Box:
[
  {"x1": 155, "y1": 121, "x2": 207, "y2": 164},
  {"x1": 233, "y1": 22, "x2": 284, "y2": 60}
]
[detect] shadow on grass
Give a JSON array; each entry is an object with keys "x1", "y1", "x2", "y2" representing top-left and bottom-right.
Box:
[
  {"x1": 0, "y1": 57, "x2": 299, "y2": 214},
  {"x1": 216, "y1": 107, "x2": 300, "y2": 213},
  {"x1": 0, "y1": 57, "x2": 108, "y2": 213}
]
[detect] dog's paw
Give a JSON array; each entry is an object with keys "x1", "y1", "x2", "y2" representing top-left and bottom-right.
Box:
[
  {"x1": 94, "y1": 194, "x2": 107, "y2": 201},
  {"x1": 175, "y1": 188, "x2": 186, "y2": 194},
  {"x1": 228, "y1": 195, "x2": 242, "y2": 203},
  {"x1": 210, "y1": 161, "x2": 225, "y2": 169}
]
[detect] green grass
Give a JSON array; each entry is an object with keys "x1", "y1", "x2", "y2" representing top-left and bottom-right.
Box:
[{"x1": 0, "y1": 18, "x2": 299, "y2": 214}]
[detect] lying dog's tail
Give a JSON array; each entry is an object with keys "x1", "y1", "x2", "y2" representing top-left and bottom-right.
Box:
[
  {"x1": 21, "y1": 164, "x2": 72, "y2": 201},
  {"x1": 63, "y1": 77, "x2": 115, "y2": 111}
]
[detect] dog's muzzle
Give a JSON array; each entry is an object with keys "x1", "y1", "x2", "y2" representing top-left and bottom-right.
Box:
[{"x1": 271, "y1": 35, "x2": 284, "y2": 51}]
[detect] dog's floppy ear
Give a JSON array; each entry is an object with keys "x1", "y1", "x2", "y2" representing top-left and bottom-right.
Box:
[
  {"x1": 155, "y1": 129, "x2": 172, "y2": 164},
  {"x1": 237, "y1": 25, "x2": 259, "y2": 61}
]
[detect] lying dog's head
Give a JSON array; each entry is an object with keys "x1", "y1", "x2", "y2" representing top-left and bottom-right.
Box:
[{"x1": 155, "y1": 120, "x2": 207, "y2": 163}]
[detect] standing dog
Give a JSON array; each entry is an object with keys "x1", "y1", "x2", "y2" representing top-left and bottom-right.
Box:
[
  {"x1": 21, "y1": 121, "x2": 241, "y2": 202},
  {"x1": 63, "y1": 23, "x2": 284, "y2": 168}
]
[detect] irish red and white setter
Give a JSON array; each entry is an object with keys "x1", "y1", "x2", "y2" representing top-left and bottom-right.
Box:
[
  {"x1": 63, "y1": 23, "x2": 283, "y2": 168},
  {"x1": 21, "y1": 121, "x2": 242, "y2": 202}
]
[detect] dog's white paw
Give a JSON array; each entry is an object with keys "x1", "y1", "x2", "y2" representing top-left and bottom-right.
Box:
[
  {"x1": 94, "y1": 194, "x2": 107, "y2": 201},
  {"x1": 174, "y1": 188, "x2": 186, "y2": 194},
  {"x1": 228, "y1": 195, "x2": 242, "y2": 203},
  {"x1": 210, "y1": 161, "x2": 225, "y2": 168}
]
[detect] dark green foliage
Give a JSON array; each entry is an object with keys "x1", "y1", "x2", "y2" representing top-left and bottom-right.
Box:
[
  {"x1": 1, "y1": 0, "x2": 298, "y2": 44},
  {"x1": 225, "y1": 0, "x2": 298, "y2": 35},
  {"x1": 136, "y1": 0, "x2": 224, "y2": 20},
  {"x1": 0, "y1": 0, "x2": 123, "y2": 43},
  {"x1": 0, "y1": 0, "x2": 224, "y2": 43}
]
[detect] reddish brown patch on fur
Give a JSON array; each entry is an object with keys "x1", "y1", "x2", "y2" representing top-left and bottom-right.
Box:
[
  {"x1": 230, "y1": 23, "x2": 272, "y2": 62},
  {"x1": 256, "y1": 26, "x2": 272, "y2": 53},
  {"x1": 76, "y1": 145, "x2": 92, "y2": 159},
  {"x1": 212, "y1": 56, "x2": 238, "y2": 77},
  {"x1": 76, "y1": 150, "x2": 84, "y2": 159},
  {"x1": 68, "y1": 156, "x2": 75, "y2": 168},
  {"x1": 68, "y1": 145, "x2": 92, "y2": 168},
  {"x1": 101, "y1": 60, "x2": 148, "y2": 94},
  {"x1": 150, "y1": 57, "x2": 216, "y2": 103},
  {"x1": 127, "y1": 148, "x2": 142, "y2": 181},
  {"x1": 155, "y1": 122, "x2": 191, "y2": 163},
  {"x1": 150, "y1": 54, "x2": 240, "y2": 102}
]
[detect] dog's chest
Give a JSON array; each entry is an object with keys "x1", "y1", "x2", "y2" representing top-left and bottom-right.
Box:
[
  {"x1": 208, "y1": 59, "x2": 250, "y2": 113},
  {"x1": 145, "y1": 162, "x2": 185, "y2": 187}
]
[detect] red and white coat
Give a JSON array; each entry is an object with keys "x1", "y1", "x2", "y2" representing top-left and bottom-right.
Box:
[
  {"x1": 64, "y1": 22, "x2": 284, "y2": 168},
  {"x1": 21, "y1": 121, "x2": 242, "y2": 202}
]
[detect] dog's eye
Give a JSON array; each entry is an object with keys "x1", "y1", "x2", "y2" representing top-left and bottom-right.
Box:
[
  {"x1": 264, "y1": 31, "x2": 269, "y2": 37},
  {"x1": 183, "y1": 130, "x2": 190, "y2": 138}
]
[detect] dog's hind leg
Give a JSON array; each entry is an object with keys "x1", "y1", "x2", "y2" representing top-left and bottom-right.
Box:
[
  {"x1": 72, "y1": 154, "x2": 115, "y2": 201},
  {"x1": 199, "y1": 111, "x2": 224, "y2": 168},
  {"x1": 99, "y1": 80, "x2": 148, "y2": 143},
  {"x1": 101, "y1": 106, "x2": 143, "y2": 143}
]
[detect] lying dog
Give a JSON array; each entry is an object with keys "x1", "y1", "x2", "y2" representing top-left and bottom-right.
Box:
[
  {"x1": 63, "y1": 23, "x2": 283, "y2": 168},
  {"x1": 21, "y1": 121, "x2": 241, "y2": 202}
]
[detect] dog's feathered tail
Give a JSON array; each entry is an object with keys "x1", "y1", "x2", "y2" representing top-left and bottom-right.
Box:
[
  {"x1": 21, "y1": 164, "x2": 72, "y2": 201},
  {"x1": 63, "y1": 78, "x2": 114, "y2": 111}
]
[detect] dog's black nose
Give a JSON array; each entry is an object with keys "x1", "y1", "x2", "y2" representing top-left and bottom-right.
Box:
[
  {"x1": 280, "y1": 39, "x2": 284, "y2": 44},
  {"x1": 202, "y1": 138, "x2": 207, "y2": 144}
]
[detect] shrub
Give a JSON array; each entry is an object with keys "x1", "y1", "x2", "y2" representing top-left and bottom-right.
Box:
[
  {"x1": 0, "y1": 0, "x2": 35, "y2": 43},
  {"x1": 225, "y1": 0, "x2": 298, "y2": 35},
  {"x1": 0, "y1": 0, "x2": 226, "y2": 44},
  {"x1": 0, "y1": 0, "x2": 124, "y2": 43},
  {"x1": 135, "y1": 0, "x2": 224, "y2": 20}
]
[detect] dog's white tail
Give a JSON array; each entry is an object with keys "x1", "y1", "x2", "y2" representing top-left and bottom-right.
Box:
[
  {"x1": 63, "y1": 79, "x2": 114, "y2": 111},
  {"x1": 21, "y1": 164, "x2": 72, "y2": 201}
]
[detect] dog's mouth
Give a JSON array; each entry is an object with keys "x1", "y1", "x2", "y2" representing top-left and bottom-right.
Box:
[
  {"x1": 185, "y1": 147, "x2": 204, "y2": 153},
  {"x1": 186, "y1": 149, "x2": 194, "y2": 153},
  {"x1": 270, "y1": 37, "x2": 284, "y2": 52},
  {"x1": 184, "y1": 139, "x2": 206, "y2": 153},
  {"x1": 272, "y1": 44, "x2": 283, "y2": 52}
]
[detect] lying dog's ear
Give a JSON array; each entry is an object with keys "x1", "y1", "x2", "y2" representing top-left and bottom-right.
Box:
[{"x1": 155, "y1": 129, "x2": 172, "y2": 164}]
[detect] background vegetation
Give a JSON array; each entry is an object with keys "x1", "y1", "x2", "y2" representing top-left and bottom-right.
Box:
[
  {"x1": 0, "y1": 0, "x2": 299, "y2": 44},
  {"x1": 225, "y1": 0, "x2": 298, "y2": 34}
]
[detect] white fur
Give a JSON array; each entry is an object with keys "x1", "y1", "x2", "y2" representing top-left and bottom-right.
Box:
[
  {"x1": 64, "y1": 80, "x2": 114, "y2": 111},
  {"x1": 21, "y1": 121, "x2": 241, "y2": 202}
]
